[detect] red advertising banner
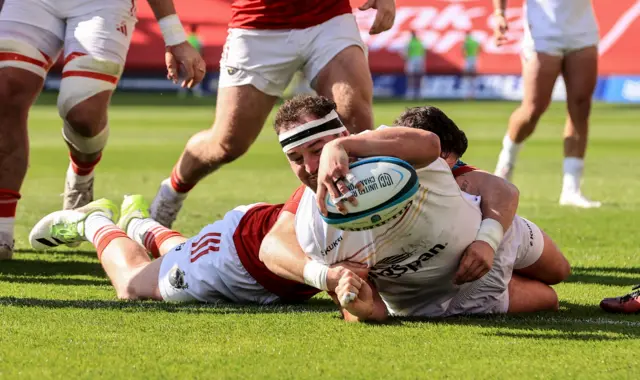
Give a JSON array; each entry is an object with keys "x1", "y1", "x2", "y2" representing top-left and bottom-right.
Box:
[{"x1": 128, "y1": 0, "x2": 639, "y2": 75}]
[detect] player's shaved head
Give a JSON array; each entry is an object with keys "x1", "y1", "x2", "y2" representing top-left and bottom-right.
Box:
[
  {"x1": 274, "y1": 95, "x2": 337, "y2": 134},
  {"x1": 394, "y1": 106, "x2": 468, "y2": 159}
]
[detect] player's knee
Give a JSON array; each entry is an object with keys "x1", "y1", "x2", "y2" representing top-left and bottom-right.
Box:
[
  {"x1": 544, "y1": 287, "x2": 560, "y2": 311},
  {"x1": 0, "y1": 40, "x2": 49, "y2": 114},
  {"x1": 567, "y1": 93, "x2": 593, "y2": 117},
  {"x1": 523, "y1": 100, "x2": 550, "y2": 121},
  {"x1": 547, "y1": 255, "x2": 571, "y2": 285},
  {"x1": 335, "y1": 89, "x2": 374, "y2": 133},
  {"x1": 58, "y1": 53, "x2": 121, "y2": 154},
  {"x1": 216, "y1": 139, "x2": 252, "y2": 164},
  {"x1": 189, "y1": 128, "x2": 252, "y2": 165},
  {"x1": 63, "y1": 95, "x2": 109, "y2": 137},
  {"x1": 116, "y1": 279, "x2": 147, "y2": 301}
]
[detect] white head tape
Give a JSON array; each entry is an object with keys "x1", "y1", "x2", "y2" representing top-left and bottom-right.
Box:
[{"x1": 279, "y1": 110, "x2": 347, "y2": 153}]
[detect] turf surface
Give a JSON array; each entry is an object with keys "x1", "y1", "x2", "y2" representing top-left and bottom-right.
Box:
[{"x1": 1, "y1": 93, "x2": 638, "y2": 379}]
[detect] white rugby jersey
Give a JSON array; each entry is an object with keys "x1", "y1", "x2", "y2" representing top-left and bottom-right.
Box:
[
  {"x1": 294, "y1": 157, "x2": 483, "y2": 316},
  {"x1": 524, "y1": 0, "x2": 598, "y2": 38}
]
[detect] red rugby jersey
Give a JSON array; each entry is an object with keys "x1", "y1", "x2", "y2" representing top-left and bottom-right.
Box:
[
  {"x1": 233, "y1": 185, "x2": 320, "y2": 303},
  {"x1": 229, "y1": 0, "x2": 352, "y2": 29}
]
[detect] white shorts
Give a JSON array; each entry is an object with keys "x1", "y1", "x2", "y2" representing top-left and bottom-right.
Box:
[
  {"x1": 218, "y1": 13, "x2": 366, "y2": 97},
  {"x1": 405, "y1": 56, "x2": 425, "y2": 75},
  {"x1": 158, "y1": 204, "x2": 280, "y2": 304},
  {"x1": 444, "y1": 215, "x2": 544, "y2": 316},
  {"x1": 522, "y1": 23, "x2": 599, "y2": 59},
  {"x1": 0, "y1": 0, "x2": 137, "y2": 65}
]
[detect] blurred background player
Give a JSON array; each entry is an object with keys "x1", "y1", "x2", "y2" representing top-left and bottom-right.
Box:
[
  {"x1": 492, "y1": 0, "x2": 601, "y2": 208},
  {"x1": 0, "y1": 0, "x2": 205, "y2": 260},
  {"x1": 404, "y1": 30, "x2": 426, "y2": 100},
  {"x1": 462, "y1": 30, "x2": 481, "y2": 99},
  {"x1": 149, "y1": 0, "x2": 397, "y2": 228},
  {"x1": 178, "y1": 24, "x2": 205, "y2": 98}
]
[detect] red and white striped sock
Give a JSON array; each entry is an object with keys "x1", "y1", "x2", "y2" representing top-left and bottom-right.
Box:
[
  {"x1": 0, "y1": 189, "x2": 20, "y2": 239},
  {"x1": 127, "y1": 218, "x2": 183, "y2": 258},
  {"x1": 170, "y1": 167, "x2": 195, "y2": 194},
  {"x1": 83, "y1": 213, "x2": 128, "y2": 260},
  {"x1": 68, "y1": 152, "x2": 102, "y2": 185}
]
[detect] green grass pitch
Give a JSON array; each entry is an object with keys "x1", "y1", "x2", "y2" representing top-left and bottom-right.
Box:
[{"x1": 1, "y1": 93, "x2": 639, "y2": 379}]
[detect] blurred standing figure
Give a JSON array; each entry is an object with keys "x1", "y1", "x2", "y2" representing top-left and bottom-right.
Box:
[
  {"x1": 404, "y1": 30, "x2": 426, "y2": 100},
  {"x1": 179, "y1": 24, "x2": 205, "y2": 97},
  {"x1": 492, "y1": 0, "x2": 601, "y2": 208},
  {"x1": 462, "y1": 30, "x2": 481, "y2": 99}
]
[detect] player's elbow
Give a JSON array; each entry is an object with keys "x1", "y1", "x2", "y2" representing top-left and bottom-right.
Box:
[
  {"x1": 503, "y1": 179, "x2": 520, "y2": 207},
  {"x1": 414, "y1": 131, "x2": 441, "y2": 168},
  {"x1": 258, "y1": 234, "x2": 276, "y2": 266}
]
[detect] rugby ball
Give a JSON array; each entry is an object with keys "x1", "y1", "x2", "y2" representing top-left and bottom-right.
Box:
[{"x1": 321, "y1": 156, "x2": 419, "y2": 231}]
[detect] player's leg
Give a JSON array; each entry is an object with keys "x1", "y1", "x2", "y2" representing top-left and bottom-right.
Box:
[
  {"x1": 150, "y1": 27, "x2": 296, "y2": 227},
  {"x1": 507, "y1": 273, "x2": 559, "y2": 313},
  {"x1": 514, "y1": 230, "x2": 570, "y2": 285},
  {"x1": 27, "y1": 198, "x2": 158, "y2": 299},
  {"x1": 558, "y1": 45, "x2": 600, "y2": 208},
  {"x1": 0, "y1": 0, "x2": 63, "y2": 259},
  {"x1": 150, "y1": 85, "x2": 277, "y2": 227},
  {"x1": 305, "y1": 14, "x2": 374, "y2": 134},
  {"x1": 29, "y1": 197, "x2": 194, "y2": 301},
  {"x1": 117, "y1": 194, "x2": 186, "y2": 258},
  {"x1": 59, "y1": 3, "x2": 137, "y2": 210},
  {"x1": 512, "y1": 218, "x2": 571, "y2": 285},
  {"x1": 494, "y1": 45, "x2": 563, "y2": 181}
]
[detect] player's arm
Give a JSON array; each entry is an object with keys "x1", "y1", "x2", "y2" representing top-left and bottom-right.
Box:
[
  {"x1": 458, "y1": 170, "x2": 518, "y2": 233},
  {"x1": 146, "y1": 0, "x2": 206, "y2": 87},
  {"x1": 453, "y1": 169, "x2": 519, "y2": 284},
  {"x1": 259, "y1": 211, "x2": 354, "y2": 292},
  {"x1": 492, "y1": 0, "x2": 509, "y2": 46},
  {"x1": 492, "y1": 0, "x2": 507, "y2": 14},
  {"x1": 316, "y1": 126, "x2": 441, "y2": 214},
  {"x1": 337, "y1": 126, "x2": 441, "y2": 169}
]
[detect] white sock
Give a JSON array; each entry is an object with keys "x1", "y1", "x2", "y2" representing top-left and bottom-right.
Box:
[
  {"x1": 0, "y1": 217, "x2": 15, "y2": 239},
  {"x1": 562, "y1": 157, "x2": 584, "y2": 195},
  {"x1": 66, "y1": 165, "x2": 94, "y2": 187},
  {"x1": 82, "y1": 212, "x2": 115, "y2": 243},
  {"x1": 126, "y1": 217, "x2": 162, "y2": 246},
  {"x1": 497, "y1": 135, "x2": 522, "y2": 168}
]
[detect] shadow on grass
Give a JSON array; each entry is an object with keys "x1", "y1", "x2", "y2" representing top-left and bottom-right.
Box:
[
  {"x1": 379, "y1": 301, "x2": 640, "y2": 341},
  {"x1": 565, "y1": 266, "x2": 640, "y2": 287},
  {"x1": 0, "y1": 255, "x2": 103, "y2": 276},
  {"x1": 0, "y1": 296, "x2": 338, "y2": 314}
]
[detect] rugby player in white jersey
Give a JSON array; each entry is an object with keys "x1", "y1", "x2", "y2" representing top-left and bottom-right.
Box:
[
  {"x1": 260, "y1": 95, "x2": 571, "y2": 321},
  {"x1": 27, "y1": 115, "x2": 439, "y2": 304},
  {"x1": 492, "y1": 0, "x2": 601, "y2": 208},
  {"x1": 0, "y1": 0, "x2": 205, "y2": 260}
]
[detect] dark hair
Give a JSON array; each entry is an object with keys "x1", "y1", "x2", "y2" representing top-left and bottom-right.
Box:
[
  {"x1": 274, "y1": 95, "x2": 337, "y2": 134},
  {"x1": 394, "y1": 106, "x2": 468, "y2": 158}
]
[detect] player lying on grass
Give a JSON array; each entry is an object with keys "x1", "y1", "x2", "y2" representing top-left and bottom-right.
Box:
[
  {"x1": 27, "y1": 100, "x2": 530, "y2": 307},
  {"x1": 28, "y1": 120, "x2": 444, "y2": 304},
  {"x1": 259, "y1": 95, "x2": 571, "y2": 321}
]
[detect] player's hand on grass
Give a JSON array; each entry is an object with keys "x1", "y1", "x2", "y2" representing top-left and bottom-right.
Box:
[
  {"x1": 165, "y1": 41, "x2": 206, "y2": 88},
  {"x1": 493, "y1": 12, "x2": 509, "y2": 46},
  {"x1": 335, "y1": 269, "x2": 374, "y2": 320},
  {"x1": 454, "y1": 240, "x2": 495, "y2": 285},
  {"x1": 316, "y1": 140, "x2": 362, "y2": 216},
  {"x1": 359, "y1": 0, "x2": 396, "y2": 35},
  {"x1": 326, "y1": 262, "x2": 369, "y2": 292}
]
